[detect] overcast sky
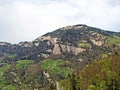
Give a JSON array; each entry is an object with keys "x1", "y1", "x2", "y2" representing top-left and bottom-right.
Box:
[{"x1": 0, "y1": 0, "x2": 120, "y2": 43}]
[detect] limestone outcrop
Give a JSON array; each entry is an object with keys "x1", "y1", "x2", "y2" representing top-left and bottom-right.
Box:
[{"x1": 53, "y1": 44, "x2": 85, "y2": 55}]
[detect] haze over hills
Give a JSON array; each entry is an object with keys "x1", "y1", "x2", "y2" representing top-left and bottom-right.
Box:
[{"x1": 0, "y1": 24, "x2": 120, "y2": 90}]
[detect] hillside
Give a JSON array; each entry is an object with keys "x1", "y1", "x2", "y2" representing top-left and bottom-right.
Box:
[{"x1": 0, "y1": 24, "x2": 120, "y2": 90}]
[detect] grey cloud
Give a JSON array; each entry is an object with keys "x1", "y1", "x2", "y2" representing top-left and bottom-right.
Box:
[{"x1": 0, "y1": 0, "x2": 120, "y2": 43}]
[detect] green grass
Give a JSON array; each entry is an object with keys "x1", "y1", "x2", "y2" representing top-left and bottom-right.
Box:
[
  {"x1": 7, "y1": 54, "x2": 17, "y2": 59},
  {"x1": 3, "y1": 85, "x2": 16, "y2": 90},
  {"x1": 101, "y1": 54, "x2": 108, "y2": 59},
  {"x1": 108, "y1": 36, "x2": 120, "y2": 46},
  {"x1": 0, "y1": 77, "x2": 5, "y2": 88},
  {"x1": 78, "y1": 43, "x2": 91, "y2": 48},
  {"x1": 0, "y1": 63, "x2": 11, "y2": 88},
  {"x1": 15, "y1": 60, "x2": 34, "y2": 69},
  {"x1": 41, "y1": 59, "x2": 72, "y2": 77},
  {"x1": 0, "y1": 63, "x2": 11, "y2": 76},
  {"x1": 0, "y1": 60, "x2": 33, "y2": 89}
]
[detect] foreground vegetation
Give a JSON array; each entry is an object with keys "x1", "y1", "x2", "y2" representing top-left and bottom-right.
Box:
[
  {"x1": 0, "y1": 52, "x2": 120, "y2": 90},
  {"x1": 60, "y1": 52, "x2": 120, "y2": 90},
  {"x1": 0, "y1": 59, "x2": 72, "y2": 90},
  {"x1": 0, "y1": 60, "x2": 34, "y2": 90},
  {"x1": 41, "y1": 59, "x2": 72, "y2": 78}
]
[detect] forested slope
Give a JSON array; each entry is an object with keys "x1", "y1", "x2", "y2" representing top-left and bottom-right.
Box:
[{"x1": 60, "y1": 51, "x2": 120, "y2": 90}]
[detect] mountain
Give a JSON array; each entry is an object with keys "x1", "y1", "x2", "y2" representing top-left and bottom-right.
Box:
[
  {"x1": 0, "y1": 24, "x2": 120, "y2": 64},
  {"x1": 0, "y1": 24, "x2": 120, "y2": 90}
]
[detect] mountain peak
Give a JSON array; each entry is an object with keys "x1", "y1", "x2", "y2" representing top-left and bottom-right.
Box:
[{"x1": 59, "y1": 24, "x2": 88, "y2": 31}]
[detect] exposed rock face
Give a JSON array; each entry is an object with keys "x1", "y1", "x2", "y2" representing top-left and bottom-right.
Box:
[
  {"x1": 59, "y1": 44, "x2": 85, "y2": 55},
  {"x1": 60, "y1": 24, "x2": 87, "y2": 31},
  {"x1": 41, "y1": 54, "x2": 50, "y2": 58},
  {"x1": 53, "y1": 44, "x2": 62, "y2": 54},
  {"x1": 18, "y1": 42, "x2": 33, "y2": 47},
  {"x1": 90, "y1": 39, "x2": 103, "y2": 46},
  {"x1": 34, "y1": 42, "x2": 39, "y2": 46},
  {"x1": 53, "y1": 44, "x2": 85, "y2": 55},
  {"x1": 35, "y1": 36, "x2": 58, "y2": 44}
]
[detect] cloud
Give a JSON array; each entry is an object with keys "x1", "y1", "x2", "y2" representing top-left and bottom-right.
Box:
[{"x1": 0, "y1": 0, "x2": 120, "y2": 43}]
